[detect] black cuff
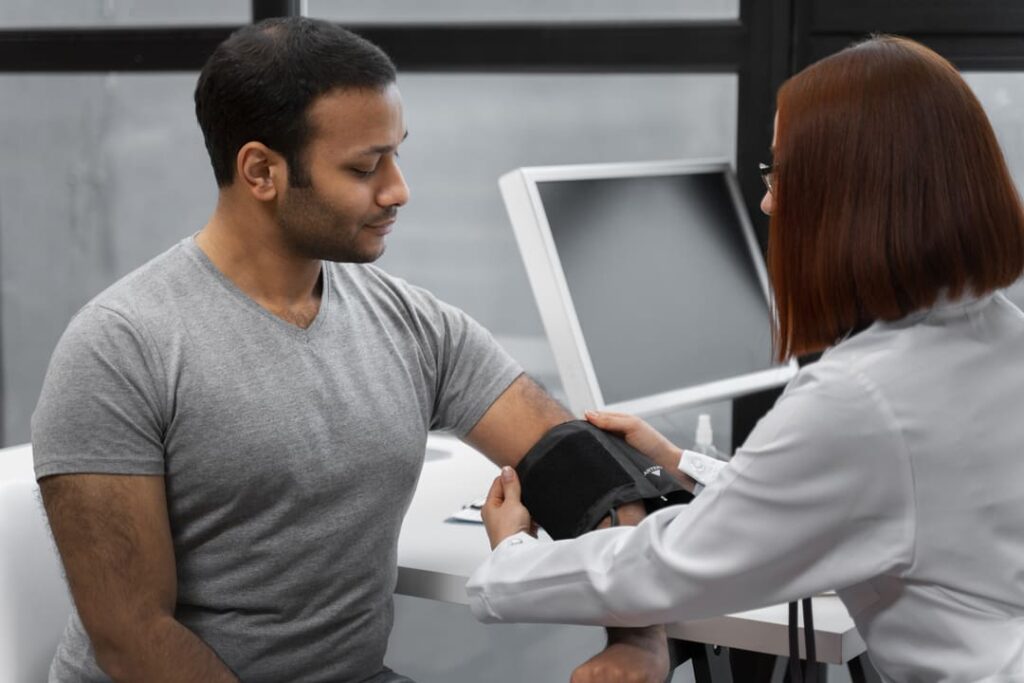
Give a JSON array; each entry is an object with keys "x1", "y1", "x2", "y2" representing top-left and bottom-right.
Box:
[{"x1": 516, "y1": 420, "x2": 693, "y2": 540}]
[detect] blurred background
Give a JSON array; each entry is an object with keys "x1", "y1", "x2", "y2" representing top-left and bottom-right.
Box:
[{"x1": 1, "y1": 2, "x2": 1022, "y2": 681}]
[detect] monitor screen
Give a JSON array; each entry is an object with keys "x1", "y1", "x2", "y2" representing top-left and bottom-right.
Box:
[{"x1": 500, "y1": 160, "x2": 796, "y2": 416}]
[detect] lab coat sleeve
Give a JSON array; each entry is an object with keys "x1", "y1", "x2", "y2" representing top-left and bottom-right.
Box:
[{"x1": 466, "y1": 359, "x2": 917, "y2": 626}]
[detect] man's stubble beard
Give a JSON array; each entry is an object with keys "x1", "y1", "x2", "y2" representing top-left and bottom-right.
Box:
[{"x1": 277, "y1": 185, "x2": 385, "y2": 264}]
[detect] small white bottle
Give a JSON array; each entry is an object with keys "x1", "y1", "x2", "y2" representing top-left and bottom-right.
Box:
[{"x1": 694, "y1": 414, "x2": 728, "y2": 461}]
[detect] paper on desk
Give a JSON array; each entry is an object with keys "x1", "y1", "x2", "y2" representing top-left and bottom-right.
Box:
[{"x1": 447, "y1": 497, "x2": 485, "y2": 524}]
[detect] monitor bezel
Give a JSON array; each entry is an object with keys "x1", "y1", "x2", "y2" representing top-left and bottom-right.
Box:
[{"x1": 499, "y1": 158, "x2": 798, "y2": 417}]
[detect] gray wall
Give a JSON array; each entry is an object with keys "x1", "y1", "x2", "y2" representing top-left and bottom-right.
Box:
[
  {"x1": 0, "y1": 74, "x2": 216, "y2": 445},
  {"x1": 964, "y1": 72, "x2": 1024, "y2": 308},
  {"x1": 0, "y1": 0, "x2": 249, "y2": 26},
  {"x1": 307, "y1": 0, "x2": 739, "y2": 23}
]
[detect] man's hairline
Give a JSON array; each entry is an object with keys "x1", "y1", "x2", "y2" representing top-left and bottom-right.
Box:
[
  {"x1": 219, "y1": 79, "x2": 400, "y2": 190},
  {"x1": 303, "y1": 80, "x2": 401, "y2": 145}
]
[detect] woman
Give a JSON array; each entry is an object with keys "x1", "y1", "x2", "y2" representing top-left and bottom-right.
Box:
[{"x1": 467, "y1": 36, "x2": 1024, "y2": 681}]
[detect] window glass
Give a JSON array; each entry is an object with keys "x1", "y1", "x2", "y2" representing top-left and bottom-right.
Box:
[
  {"x1": 306, "y1": 0, "x2": 738, "y2": 24},
  {"x1": 964, "y1": 72, "x2": 1024, "y2": 309},
  {"x1": 0, "y1": 0, "x2": 249, "y2": 27},
  {"x1": 0, "y1": 74, "x2": 216, "y2": 444}
]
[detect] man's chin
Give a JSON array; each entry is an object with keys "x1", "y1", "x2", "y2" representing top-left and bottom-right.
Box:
[
  {"x1": 321, "y1": 243, "x2": 386, "y2": 264},
  {"x1": 356, "y1": 244, "x2": 386, "y2": 264}
]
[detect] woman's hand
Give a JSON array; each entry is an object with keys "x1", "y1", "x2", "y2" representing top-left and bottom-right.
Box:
[
  {"x1": 584, "y1": 410, "x2": 680, "y2": 471},
  {"x1": 585, "y1": 410, "x2": 697, "y2": 493},
  {"x1": 481, "y1": 466, "x2": 535, "y2": 550}
]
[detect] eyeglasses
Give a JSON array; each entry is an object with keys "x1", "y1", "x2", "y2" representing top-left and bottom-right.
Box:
[{"x1": 759, "y1": 162, "x2": 775, "y2": 195}]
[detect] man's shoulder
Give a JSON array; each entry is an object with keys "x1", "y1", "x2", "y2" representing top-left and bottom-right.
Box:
[
  {"x1": 328, "y1": 261, "x2": 445, "y2": 312},
  {"x1": 330, "y1": 261, "x2": 416, "y2": 291},
  {"x1": 83, "y1": 237, "x2": 200, "y2": 323}
]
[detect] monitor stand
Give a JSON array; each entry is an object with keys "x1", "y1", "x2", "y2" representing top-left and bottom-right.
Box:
[{"x1": 732, "y1": 385, "x2": 785, "y2": 450}]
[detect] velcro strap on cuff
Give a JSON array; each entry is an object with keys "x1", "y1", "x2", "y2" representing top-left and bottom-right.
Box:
[{"x1": 516, "y1": 420, "x2": 692, "y2": 539}]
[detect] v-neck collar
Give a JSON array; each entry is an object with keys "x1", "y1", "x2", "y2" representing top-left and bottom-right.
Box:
[{"x1": 184, "y1": 236, "x2": 331, "y2": 340}]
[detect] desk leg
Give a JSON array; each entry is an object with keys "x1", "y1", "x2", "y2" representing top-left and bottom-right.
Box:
[
  {"x1": 727, "y1": 651, "x2": 829, "y2": 683},
  {"x1": 670, "y1": 640, "x2": 733, "y2": 683},
  {"x1": 847, "y1": 654, "x2": 881, "y2": 683},
  {"x1": 729, "y1": 649, "x2": 776, "y2": 681}
]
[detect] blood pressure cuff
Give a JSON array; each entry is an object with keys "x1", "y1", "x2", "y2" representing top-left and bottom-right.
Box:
[{"x1": 516, "y1": 420, "x2": 693, "y2": 540}]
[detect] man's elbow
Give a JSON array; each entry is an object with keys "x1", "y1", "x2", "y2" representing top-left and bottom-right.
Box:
[
  {"x1": 94, "y1": 647, "x2": 133, "y2": 683},
  {"x1": 90, "y1": 613, "x2": 172, "y2": 682},
  {"x1": 93, "y1": 636, "x2": 144, "y2": 682}
]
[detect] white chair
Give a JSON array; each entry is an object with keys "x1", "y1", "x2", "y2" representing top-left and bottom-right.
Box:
[{"x1": 0, "y1": 444, "x2": 73, "y2": 681}]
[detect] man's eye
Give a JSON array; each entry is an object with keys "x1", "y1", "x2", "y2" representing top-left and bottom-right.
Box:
[{"x1": 350, "y1": 167, "x2": 376, "y2": 178}]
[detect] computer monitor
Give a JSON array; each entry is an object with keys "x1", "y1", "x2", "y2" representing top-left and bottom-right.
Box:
[{"x1": 500, "y1": 159, "x2": 798, "y2": 417}]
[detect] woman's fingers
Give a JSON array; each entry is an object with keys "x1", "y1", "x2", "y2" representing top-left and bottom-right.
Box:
[
  {"x1": 586, "y1": 410, "x2": 679, "y2": 467},
  {"x1": 499, "y1": 466, "x2": 521, "y2": 503},
  {"x1": 584, "y1": 409, "x2": 640, "y2": 433},
  {"x1": 482, "y1": 468, "x2": 534, "y2": 550},
  {"x1": 484, "y1": 473, "x2": 505, "y2": 507}
]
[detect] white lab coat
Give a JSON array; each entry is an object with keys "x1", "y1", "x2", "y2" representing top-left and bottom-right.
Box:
[{"x1": 468, "y1": 293, "x2": 1024, "y2": 682}]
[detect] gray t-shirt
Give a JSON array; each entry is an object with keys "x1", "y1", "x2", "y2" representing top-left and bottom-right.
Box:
[{"x1": 31, "y1": 237, "x2": 522, "y2": 682}]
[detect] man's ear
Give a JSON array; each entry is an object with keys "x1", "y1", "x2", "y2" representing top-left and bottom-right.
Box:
[{"x1": 236, "y1": 142, "x2": 285, "y2": 201}]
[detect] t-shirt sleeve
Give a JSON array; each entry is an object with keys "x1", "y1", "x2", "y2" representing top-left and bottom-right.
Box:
[
  {"x1": 399, "y1": 282, "x2": 522, "y2": 437},
  {"x1": 31, "y1": 304, "x2": 167, "y2": 480}
]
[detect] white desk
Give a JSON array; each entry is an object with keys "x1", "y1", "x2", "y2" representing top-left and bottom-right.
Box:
[
  {"x1": 0, "y1": 443, "x2": 34, "y2": 482},
  {"x1": 398, "y1": 434, "x2": 867, "y2": 666}
]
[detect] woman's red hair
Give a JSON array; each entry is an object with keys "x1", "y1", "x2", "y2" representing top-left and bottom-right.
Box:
[{"x1": 769, "y1": 35, "x2": 1024, "y2": 360}]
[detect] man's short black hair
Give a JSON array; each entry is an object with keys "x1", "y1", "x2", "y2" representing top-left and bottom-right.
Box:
[{"x1": 195, "y1": 17, "x2": 397, "y2": 188}]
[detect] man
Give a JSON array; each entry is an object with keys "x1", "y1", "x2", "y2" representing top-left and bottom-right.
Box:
[{"x1": 32, "y1": 17, "x2": 666, "y2": 683}]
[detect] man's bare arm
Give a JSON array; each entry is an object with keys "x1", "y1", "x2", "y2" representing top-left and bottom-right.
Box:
[
  {"x1": 39, "y1": 474, "x2": 237, "y2": 683},
  {"x1": 466, "y1": 374, "x2": 648, "y2": 523},
  {"x1": 463, "y1": 373, "x2": 572, "y2": 468}
]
